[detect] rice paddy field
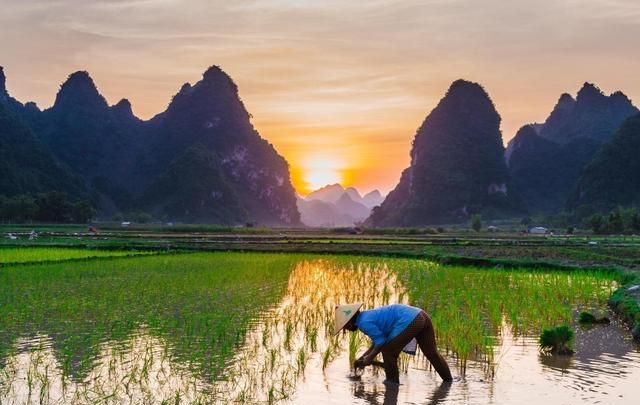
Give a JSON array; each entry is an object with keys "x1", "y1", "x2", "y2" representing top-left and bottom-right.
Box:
[
  {"x1": 0, "y1": 249, "x2": 639, "y2": 404},
  {"x1": 0, "y1": 247, "x2": 153, "y2": 264}
]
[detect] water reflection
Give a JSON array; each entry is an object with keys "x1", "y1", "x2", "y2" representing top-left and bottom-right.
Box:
[
  {"x1": 1, "y1": 258, "x2": 639, "y2": 404},
  {"x1": 0, "y1": 332, "x2": 207, "y2": 404},
  {"x1": 351, "y1": 380, "x2": 452, "y2": 405},
  {"x1": 211, "y1": 258, "x2": 408, "y2": 403}
]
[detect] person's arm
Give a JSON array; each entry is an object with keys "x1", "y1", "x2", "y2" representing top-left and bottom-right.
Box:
[
  {"x1": 356, "y1": 344, "x2": 382, "y2": 367},
  {"x1": 360, "y1": 345, "x2": 375, "y2": 357},
  {"x1": 354, "y1": 320, "x2": 386, "y2": 367}
]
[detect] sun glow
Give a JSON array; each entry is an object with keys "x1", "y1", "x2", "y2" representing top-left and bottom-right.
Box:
[
  {"x1": 304, "y1": 168, "x2": 342, "y2": 191},
  {"x1": 300, "y1": 155, "x2": 344, "y2": 193}
]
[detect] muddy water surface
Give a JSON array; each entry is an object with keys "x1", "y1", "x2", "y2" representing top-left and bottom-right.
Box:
[{"x1": 1, "y1": 257, "x2": 639, "y2": 404}]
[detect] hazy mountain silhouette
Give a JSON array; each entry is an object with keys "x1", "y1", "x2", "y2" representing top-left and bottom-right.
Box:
[
  {"x1": 0, "y1": 66, "x2": 300, "y2": 225},
  {"x1": 297, "y1": 184, "x2": 382, "y2": 227},
  {"x1": 507, "y1": 83, "x2": 638, "y2": 214},
  {"x1": 362, "y1": 190, "x2": 384, "y2": 209},
  {"x1": 367, "y1": 79, "x2": 521, "y2": 226},
  {"x1": 567, "y1": 114, "x2": 640, "y2": 212},
  {"x1": 305, "y1": 184, "x2": 345, "y2": 203},
  {"x1": 334, "y1": 193, "x2": 370, "y2": 220},
  {"x1": 296, "y1": 197, "x2": 352, "y2": 227}
]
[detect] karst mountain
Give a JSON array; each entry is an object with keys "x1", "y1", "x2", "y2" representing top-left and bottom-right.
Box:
[
  {"x1": 367, "y1": 80, "x2": 522, "y2": 226},
  {"x1": 506, "y1": 83, "x2": 638, "y2": 214},
  {"x1": 0, "y1": 65, "x2": 300, "y2": 225}
]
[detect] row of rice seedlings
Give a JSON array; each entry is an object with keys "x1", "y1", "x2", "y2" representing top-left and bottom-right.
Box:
[
  {"x1": 394, "y1": 259, "x2": 616, "y2": 374},
  {"x1": 0, "y1": 247, "x2": 152, "y2": 264}
]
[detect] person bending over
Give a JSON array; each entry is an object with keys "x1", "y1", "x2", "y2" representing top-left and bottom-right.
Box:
[{"x1": 334, "y1": 303, "x2": 452, "y2": 384}]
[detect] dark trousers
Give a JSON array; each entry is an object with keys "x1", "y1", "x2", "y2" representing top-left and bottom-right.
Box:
[{"x1": 380, "y1": 311, "x2": 452, "y2": 382}]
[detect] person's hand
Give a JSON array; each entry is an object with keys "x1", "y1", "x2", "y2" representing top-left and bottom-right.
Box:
[{"x1": 354, "y1": 355, "x2": 372, "y2": 369}]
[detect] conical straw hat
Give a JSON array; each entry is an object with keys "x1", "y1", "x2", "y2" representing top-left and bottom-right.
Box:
[{"x1": 334, "y1": 302, "x2": 363, "y2": 335}]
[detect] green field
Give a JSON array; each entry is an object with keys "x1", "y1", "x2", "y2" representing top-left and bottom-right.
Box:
[
  {"x1": 0, "y1": 247, "x2": 153, "y2": 264},
  {"x1": 0, "y1": 249, "x2": 624, "y2": 403}
]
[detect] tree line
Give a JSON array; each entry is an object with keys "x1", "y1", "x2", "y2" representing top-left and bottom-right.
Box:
[
  {"x1": 0, "y1": 191, "x2": 94, "y2": 223},
  {"x1": 588, "y1": 208, "x2": 640, "y2": 235}
]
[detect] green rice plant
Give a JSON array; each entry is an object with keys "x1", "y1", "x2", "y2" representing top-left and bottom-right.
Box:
[
  {"x1": 579, "y1": 311, "x2": 597, "y2": 323},
  {"x1": 539, "y1": 325, "x2": 575, "y2": 355},
  {"x1": 348, "y1": 331, "x2": 364, "y2": 367},
  {"x1": 284, "y1": 321, "x2": 293, "y2": 351},
  {"x1": 321, "y1": 346, "x2": 333, "y2": 371},
  {"x1": 0, "y1": 247, "x2": 152, "y2": 264},
  {"x1": 267, "y1": 385, "x2": 275, "y2": 405},
  {"x1": 269, "y1": 349, "x2": 277, "y2": 372},
  {"x1": 306, "y1": 326, "x2": 318, "y2": 352},
  {"x1": 296, "y1": 348, "x2": 306, "y2": 375},
  {"x1": 579, "y1": 311, "x2": 610, "y2": 324}
]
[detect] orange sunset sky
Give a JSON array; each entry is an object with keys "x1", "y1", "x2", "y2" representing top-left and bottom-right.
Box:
[{"x1": 1, "y1": 0, "x2": 639, "y2": 195}]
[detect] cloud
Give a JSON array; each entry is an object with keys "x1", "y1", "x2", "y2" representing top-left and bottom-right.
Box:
[{"x1": 1, "y1": 0, "x2": 639, "y2": 193}]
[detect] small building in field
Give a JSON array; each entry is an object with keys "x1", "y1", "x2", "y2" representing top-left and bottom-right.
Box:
[{"x1": 528, "y1": 226, "x2": 548, "y2": 235}]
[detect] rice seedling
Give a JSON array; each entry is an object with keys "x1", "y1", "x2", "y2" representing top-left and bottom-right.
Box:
[
  {"x1": 296, "y1": 348, "x2": 307, "y2": 375},
  {"x1": 322, "y1": 346, "x2": 333, "y2": 371},
  {"x1": 539, "y1": 325, "x2": 575, "y2": 355},
  {"x1": 578, "y1": 311, "x2": 610, "y2": 324},
  {"x1": 306, "y1": 326, "x2": 318, "y2": 352},
  {"x1": 348, "y1": 331, "x2": 364, "y2": 366}
]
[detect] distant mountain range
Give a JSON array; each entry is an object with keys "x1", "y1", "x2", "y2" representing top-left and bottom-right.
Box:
[
  {"x1": 0, "y1": 65, "x2": 300, "y2": 225},
  {"x1": 2, "y1": 63, "x2": 639, "y2": 226},
  {"x1": 506, "y1": 83, "x2": 638, "y2": 214},
  {"x1": 297, "y1": 184, "x2": 383, "y2": 227}
]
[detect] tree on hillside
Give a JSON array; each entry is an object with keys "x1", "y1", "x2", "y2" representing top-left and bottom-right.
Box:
[
  {"x1": 0, "y1": 195, "x2": 38, "y2": 222},
  {"x1": 608, "y1": 211, "x2": 624, "y2": 234},
  {"x1": 632, "y1": 211, "x2": 640, "y2": 232},
  {"x1": 589, "y1": 214, "x2": 604, "y2": 234},
  {"x1": 471, "y1": 214, "x2": 482, "y2": 232}
]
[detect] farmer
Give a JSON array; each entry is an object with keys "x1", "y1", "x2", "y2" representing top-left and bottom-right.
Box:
[{"x1": 335, "y1": 303, "x2": 452, "y2": 384}]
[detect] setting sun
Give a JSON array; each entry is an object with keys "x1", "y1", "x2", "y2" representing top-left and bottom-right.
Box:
[
  {"x1": 297, "y1": 155, "x2": 345, "y2": 193},
  {"x1": 304, "y1": 168, "x2": 341, "y2": 191}
]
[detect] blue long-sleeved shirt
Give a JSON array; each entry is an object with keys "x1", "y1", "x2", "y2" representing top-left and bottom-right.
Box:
[{"x1": 355, "y1": 304, "x2": 421, "y2": 346}]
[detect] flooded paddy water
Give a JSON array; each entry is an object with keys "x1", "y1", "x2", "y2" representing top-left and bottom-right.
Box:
[{"x1": 1, "y1": 252, "x2": 639, "y2": 404}]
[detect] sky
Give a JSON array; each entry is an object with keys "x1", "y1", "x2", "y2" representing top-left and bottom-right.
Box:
[{"x1": 1, "y1": 0, "x2": 639, "y2": 195}]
